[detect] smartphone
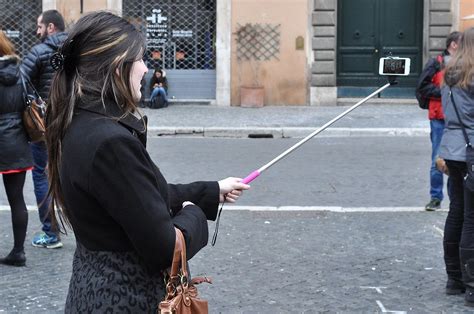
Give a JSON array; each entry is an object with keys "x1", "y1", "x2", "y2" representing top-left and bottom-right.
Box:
[{"x1": 378, "y1": 57, "x2": 411, "y2": 76}]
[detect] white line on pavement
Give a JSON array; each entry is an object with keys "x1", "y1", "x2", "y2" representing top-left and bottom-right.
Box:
[
  {"x1": 0, "y1": 205, "x2": 38, "y2": 211},
  {"x1": 433, "y1": 225, "x2": 444, "y2": 237},
  {"x1": 220, "y1": 205, "x2": 448, "y2": 212},
  {"x1": 0, "y1": 205, "x2": 448, "y2": 212},
  {"x1": 376, "y1": 300, "x2": 406, "y2": 314},
  {"x1": 360, "y1": 286, "x2": 387, "y2": 294}
]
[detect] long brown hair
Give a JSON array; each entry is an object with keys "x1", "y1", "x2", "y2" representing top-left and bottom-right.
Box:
[
  {"x1": 444, "y1": 27, "x2": 474, "y2": 89},
  {"x1": 45, "y1": 11, "x2": 145, "y2": 230},
  {"x1": 0, "y1": 30, "x2": 16, "y2": 57}
]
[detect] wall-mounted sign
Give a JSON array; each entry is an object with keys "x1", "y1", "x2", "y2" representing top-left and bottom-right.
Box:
[
  {"x1": 146, "y1": 9, "x2": 169, "y2": 47},
  {"x1": 295, "y1": 36, "x2": 304, "y2": 50},
  {"x1": 172, "y1": 30, "x2": 193, "y2": 38},
  {"x1": 5, "y1": 30, "x2": 20, "y2": 39}
]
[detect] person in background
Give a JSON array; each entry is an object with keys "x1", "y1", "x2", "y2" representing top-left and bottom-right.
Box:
[
  {"x1": 0, "y1": 31, "x2": 33, "y2": 266},
  {"x1": 21, "y1": 9, "x2": 67, "y2": 249},
  {"x1": 149, "y1": 68, "x2": 168, "y2": 105},
  {"x1": 416, "y1": 31, "x2": 462, "y2": 211},
  {"x1": 45, "y1": 12, "x2": 249, "y2": 311},
  {"x1": 439, "y1": 27, "x2": 474, "y2": 306}
]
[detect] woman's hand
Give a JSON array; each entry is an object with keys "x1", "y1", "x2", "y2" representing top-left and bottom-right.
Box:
[{"x1": 218, "y1": 177, "x2": 250, "y2": 203}]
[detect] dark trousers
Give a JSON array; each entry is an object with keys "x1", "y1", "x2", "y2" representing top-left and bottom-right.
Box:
[
  {"x1": 445, "y1": 160, "x2": 474, "y2": 249},
  {"x1": 444, "y1": 160, "x2": 466, "y2": 245},
  {"x1": 445, "y1": 160, "x2": 474, "y2": 286}
]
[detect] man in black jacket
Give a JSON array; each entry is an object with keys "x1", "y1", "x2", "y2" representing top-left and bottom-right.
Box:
[{"x1": 21, "y1": 10, "x2": 67, "y2": 249}]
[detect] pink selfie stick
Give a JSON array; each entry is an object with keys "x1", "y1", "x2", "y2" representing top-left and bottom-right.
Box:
[
  {"x1": 241, "y1": 170, "x2": 261, "y2": 184},
  {"x1": 240, "y1": 82, "x2": 393, "y2": 184}
]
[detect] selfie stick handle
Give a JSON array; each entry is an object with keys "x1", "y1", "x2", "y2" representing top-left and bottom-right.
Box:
[{"x1": 241, "y1": 82, "x2": 393, "y2": 184}]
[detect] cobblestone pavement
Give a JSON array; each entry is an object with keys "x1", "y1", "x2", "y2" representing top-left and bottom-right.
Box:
[{"x1": 0, "y1": 210, "x2": 471, "y2": 313}]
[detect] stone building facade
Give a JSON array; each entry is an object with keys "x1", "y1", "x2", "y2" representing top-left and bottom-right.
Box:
[{"x1": 2, "y1": 0, "x2": 471, "y2": 106}]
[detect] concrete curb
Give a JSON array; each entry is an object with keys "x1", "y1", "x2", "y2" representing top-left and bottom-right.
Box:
[{"x1": 147, "y1": 127, "x2": 430, "y2": 138}]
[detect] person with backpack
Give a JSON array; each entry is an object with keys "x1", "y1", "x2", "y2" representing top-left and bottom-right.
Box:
[{"x1": 416, "y1": 31, "x2": 462, "y2": 211}]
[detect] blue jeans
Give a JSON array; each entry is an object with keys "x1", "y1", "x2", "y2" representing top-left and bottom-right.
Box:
[
  {"x1": 430, "y1": 119, "x2": 445, "y2": 201},
  {"x1": 150, "y1": 87, "x2": 168, "y2": 102},
  {"x1": 30, "y1": 141, "x2": 54, "y2": 236}
]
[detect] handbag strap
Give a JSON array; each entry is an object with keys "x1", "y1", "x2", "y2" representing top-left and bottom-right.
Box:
[
  {"x1": 169, "y1": 228, "x2": 188, "y2": 279},
  {"x1": 449, "y1": 88, "x2": 472, "y2": 147},
  {"x1": 20, "y1": 72, "x2": 29, "y2": 102},
  {"x1": 19, "y1": 68, "x2": 44, "y2": 101}
]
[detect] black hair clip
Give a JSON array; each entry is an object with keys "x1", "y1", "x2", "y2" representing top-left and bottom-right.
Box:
[{"x1": 50, "y1": 52, "x2": 65, "y2": 71}]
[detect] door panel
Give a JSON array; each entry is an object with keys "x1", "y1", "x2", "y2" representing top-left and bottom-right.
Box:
[
  {"x1": 340, "y1": 54, "x2": 376, "y2": 75},
  {"x1": 339, "y1": 0, "x2": 376, "y2": 47},
  {"x1": 337, "y1": 0, "x2": 423, "y2": 96},
  {"x1": 338, "y1": 0, "x2": 378, "y2": 85}
]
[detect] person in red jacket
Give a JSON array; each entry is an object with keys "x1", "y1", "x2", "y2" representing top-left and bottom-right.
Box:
[{"x1": 416, "y1": 31, "x2": 461, "y2": 211}]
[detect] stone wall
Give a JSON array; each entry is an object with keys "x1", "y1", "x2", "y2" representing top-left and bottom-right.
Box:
[
  {"x1": 311, "y1": 0, "x2": 336, "y2": 88},
  {"x1": 428, "y1": 0, "x2": 454, "y2": 57}
]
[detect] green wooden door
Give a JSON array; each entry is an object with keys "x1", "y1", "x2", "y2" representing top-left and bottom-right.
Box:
[{"x1": 337, "y1": 0, "x2": 423, "y2": 97}]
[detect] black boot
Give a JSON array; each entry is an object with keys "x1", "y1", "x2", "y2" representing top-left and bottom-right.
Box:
[
  {"x1": 0, "y1": 248, "x2": 26, "y2": 267},
  {"x1": 444, "y1": 242, "x2": 465, "y2": 294},
  {"x1": 460, "y1": 248, "x2": 474, "y2": 306}
]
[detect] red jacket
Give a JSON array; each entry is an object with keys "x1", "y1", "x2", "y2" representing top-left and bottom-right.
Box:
[{"x1": 428, "y1": 55, "x2": 444, "y2": 120}]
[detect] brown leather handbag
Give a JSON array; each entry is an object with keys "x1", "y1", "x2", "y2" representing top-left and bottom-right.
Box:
[
  {"x1": 23, "y1": 98, "x2": 46, "y2": 142},
  {"x1": 20, "y1": 71, "x2": 46, "y2": 142},
  {"x1": 159, "y1": 228, "x2": 212, "y2": 314}
]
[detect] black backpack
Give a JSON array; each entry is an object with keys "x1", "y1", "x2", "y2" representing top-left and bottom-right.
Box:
[
  {"x1": 415, "y1": 55, "x2": 442, "y2": 110},
  {"x1": 148, "y1": 93, "x2": 168, "y2": 109},
  {"x1": 415, "y1": 87, "x2": 430, "y2": 110}
]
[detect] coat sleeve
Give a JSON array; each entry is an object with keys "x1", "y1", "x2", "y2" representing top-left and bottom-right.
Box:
[
  {"x1": 21, "y1": 46, "x2": 41, "y2": 83},
  {"x1": 89, "y1": 135, "x2": 209, "y2": 273},
  {"x1": 416, "y1": 58, "x2": 441, "y2": 99},
  {"x1": 168, "y1": 182, "x2": 219, "y2": 220}
]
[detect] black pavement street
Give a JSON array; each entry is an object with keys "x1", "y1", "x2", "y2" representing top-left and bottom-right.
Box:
[{"x1": 0, "y1": 210, "x2": 471, "y2": 313}]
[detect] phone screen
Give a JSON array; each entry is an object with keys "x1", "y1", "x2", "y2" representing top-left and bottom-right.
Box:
[{"x1": 383, "y1": 59, "x2": 406, "y2": 74}]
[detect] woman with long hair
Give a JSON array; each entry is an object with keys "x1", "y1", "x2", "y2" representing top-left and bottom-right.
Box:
[
  {"x1": 45, "y1": 11, "x2": 249, "y2": 311},
  {"x1": 149, "y1": 67, "x2": 168, "y2": 105},
  {"x1": 0, "y1": 31, "x2": 33, "y2": 266},
  {"x1": 439, "y1": 26, "x2": 474, "y2": 306}
]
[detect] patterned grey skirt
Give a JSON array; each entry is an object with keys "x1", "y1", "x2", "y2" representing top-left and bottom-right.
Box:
[{"x1": 65, "y1": 243, "x2": 165, "y2": 313}]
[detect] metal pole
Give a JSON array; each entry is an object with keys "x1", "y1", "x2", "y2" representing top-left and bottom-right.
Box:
[{"x1": 241, "y1": 82, "x2": 393, "y2": 184}]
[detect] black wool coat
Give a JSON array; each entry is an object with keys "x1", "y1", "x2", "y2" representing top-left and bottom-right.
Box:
[
  {"x1": 0, "y1": 56, "x2": 33, "y2": 172},
  {"x1": 61, "y1": 101, "x2": 219, "y2": 312}
]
